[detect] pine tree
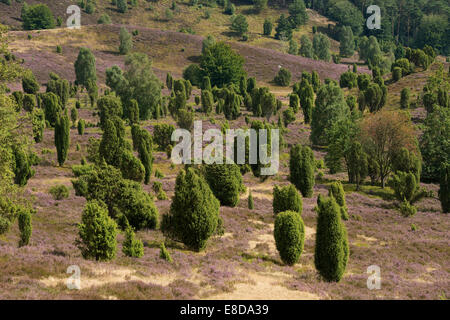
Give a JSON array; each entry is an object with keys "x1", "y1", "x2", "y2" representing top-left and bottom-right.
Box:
[
  {"x1": 439, "y1": 163, "x2": 449, "y2": 213},
  {"x1": 122, "y1": 226, "x2": 144, "y2": 258},
  {"x1": 163, "y1": 168, "x2": 220, "y2": 251},
  {"x1": 339, "y1": 26, "x2": 354, "y2": 57},
  {"x1": 289, "y1": 144, "x2": 315, "y2": 197},
  {"x1": 289, "y1": 93, "x2": 300, "y2": 113},
  {"x1": 201, "y1": 89, "x2": 214, "y2": 114},
  {"x1": 77, "y1": 200, "x2": 118, "y2": 261},
  {"x1": 314, "y1": 195, "x2": 349, "y2": 282},
  {"x1": 263, "y1": 19, "x2": 272, "y2": 36},
  {"x1": 274, "y1": 210, "x2": 305, "y2": 265},
  {"x1": 273, "y1": 184, "x2": 302, "y2": 215},
  {"x1": 31, "y1": 108, "x2": 45, "y2": 143},
  {"x1": 119, "y1": 27, "x2": 133, "y2": 55},
  {"x1": 54, "y1": 110, "x2": 70, "y2": 166},
  {"x1": 18, "y1": 207, "x2": 32, "y2": 247},
  {"x1": 248, "y1": 189, "x2": 254, "y2": 209},
  {"x1": 329, "y1": 181, "x2": 349, "y2": 220},
  {"x1": 400, "y1": 88, "x2": 410, "y2": 109},
  {"x1": 204, "y1": 163, "x2": 245, "y2": 207},
  {"x1": 74, "y1": 47, "x2": 97, "y2": 89}
]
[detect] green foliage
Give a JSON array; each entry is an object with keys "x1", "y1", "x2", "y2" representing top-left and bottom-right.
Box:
[
  {"x1": 399, "y1": 199, "x2": 417, "y2": 217},
  {"x1": 119, "y1": 27, "x2": 133, "y2": 55},
  {"x1": 204, "y1": 162, "x2": 244, "y2": 207},
  {"x1": 339, "y1": 26, "x2": 354, "y2": 57},
  {"x1": 72, "y1": 164, "x2": 159, "y2": 230},
  {"x1": 98, "y1": 13, "x2": 112, "y2": 24},
  {"x1": 328, "y1": 181, "x2": 348, "y2": 220},
  {"x1": 97, "y1": 95, "x2": 123, "y2": 129},
  {"x1": 201, "y1": 89, "x2": 214, "y2": 114},
  {"x1": 289, "y1": 93, "x2": 299, "y2": 113},
  {"x1": 288, "y1": 0, "x2": 308, "y2": 28},
  {"x1": 391, "y1": 147, "x2": 421, "y2": 182},
  {"x1": 263, "y1": 19, "x2": 272, "y2": 36},
  {"x1": 22, "y1": 71, "x2": 39, "y2": 94},
  {"x1": 273, "y1": 184, "x2": 302, "y2": 215},
  {"x1": 420, "y1": 107, "x2": 449, "y2": 182},
  {"x1": 289, "y1": 144, "x2": 315, "y2": 198},
  {"x1": 311, "y1": 82, "x2": 349, "y2": 145},
  {"x1": 177, "y1": 109, "x2": 194, "y2": 130},
  {"x1": 46, "y1": 76, "x2": 69, "y2": 107},
  {"x1": 49, "y1": 185, "x2": 69, "y2": 200},
  {"x1": 22, "y1": 4, "x2": 55, "y2": 30},
  {"x1": 439, "y1": 163, "x2": 449, "y2": 213},
  {"x1": 77, "y1": 200, "x2": 118, "y2": 261},
  {"x1": 31, "y1": 108, "x2": 45, "y2": 143},
  {"x1": 54, "y1": 110, "x2": 70, "y2": 166},
  {"x1": 274, "y1": 68, "x2": 291, "y2": 87},
  {"x1": 275, "y1": 14, "x2": 292, "y2": 41},
  {"x1": 248, "y1": 189, "x2": 254, "y2": 209},
  {"x1": 299, "y1": 35, "x2": 314, "y2": 58},
  {"x1": 153, "y1": 123, "x2": 175, "y2": 151},
  {"x1": 162, "y1": 168, "x2": 220, "y2": 251},
  {"x1": 274, "y1": 210, "x2": 305, "y2": 265},
  {"x1": 18, "y1": 207, "x2": 32, "y2": 247},
  {"x1": 339, "y1": 71, "x2": 357, "y2": 89},
  {"x1": 314, "y1": 195, "x2": 349, "y2": 282},
  {"x1": 153, "y1": 181, "x2": 168, "y2": 200},
  {"x1": 253, "y1": 0, "x2": 267, "y2": 13},
  {"x1": 74, "y1": 48, "x2": 97, "y2": 89},
  {"x1": 159, "y1": 242, "x2": 172, "y2": 262},
  {"x1": 283, "y1": 108, "x2": 295, "y2": 126},
  {"x1": 76, "y1": 119, "x2": 85, "y2": 137},
  {"x1": 200, "y1": 42, "x2": 246, "y2": 88},
  {"x1": 313, "y1": 33, "x2": 331, "y2": 62},
  {"x1": 202, "y1": 35, "x2": 216, "y2": 55},
  {"x1": 183, "y1": 64, "x2": 203, "y2": 87},
  {"x1": 122, "y1": 226, "x2": 144, "y2": 258},
  {"x1": 400, "y1": 88, "x2": 410, "y2": 109},
  {"x1": 117, "y1": 0, "x2": 128, "y2": 13},
  {"x1": 392, "y1": 67, "x2": 402, "y2": 82},
  {"x1": 230, "y1": 14, "x2": 248, "y2": 38},
  {"x1": 22, "y1": 94, "x2": 35, "y2": 112},
  {"x1": 328, "y1": 0, "x2": 363, "y2": 35}
]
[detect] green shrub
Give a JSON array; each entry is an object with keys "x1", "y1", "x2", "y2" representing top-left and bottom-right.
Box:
[
  {"x1": 153, "y1": 181, "x2": 168, "y2": 200},
  {"x1": 22, "y1": 94, "x2": 36, "y2": 112},
  {"x1": 98, "y1": 13, "x2": 112, "y2": 24},
  {"x1": 263, "y1": 19, "x2": 272, "y2": 36},
  {"x1": 439, "y1": 163, "x2": 449, "y2": 213},
  {"x1": 248, "y1": 189, "x2": 254, "y2": 209},
  {"x1": 122, "y1": 226, "x2": 144, "y2": 258},
  {"x1": 155, "y1": 169, "x2": 165, "y2": 178},
  {"x1": 162, "y1": 168, "x2": 220, "y2": 251},
  {"x1": 328, "y1": 181, "x2": 349, "y2": 220},
  {"x1": 160, "y1": 242, "x2": 172, "y2": 262},
  {"x1": 393, "y1": 67, "x2": 402, "y2": 81},
  {"x1": 289, "y1": 144, "x2": 315, "y2": 197},
  {"x1": 400, "y1": 88, "x2": 410, "y2": 109},
  {"x1": 274, "y1": 210, "x2": 305, "y2": 265},
  {"x1": 77, "y1": 200, "x2": 118, "y2": 261},
  {"x1": 42, "y1": 92, "x2": 62, "y2": 127},
  {"x1": 314, "y1": 195, "x2": 349, "y2": 282},
  {"x1": 273, "y1": 184, "x2": 302, "y2": 215},
  {"x1": 289, "y1": 93, "x2": 299, "y2": 113},
  {"x1": 22, "y1": 4, "x2": 55, "y2": 30},
  {"x1": 274, "y1": 68, "x2": 292, "y2": 86},
  {"x1": 31, "y1": 108, "x2": 45, "y2": 143},
  {"x1": 77, "y1": 118, "x2": 85, "y2": 135},
  {"x1": 283, "y1": 108, "x2": 296, "y2": 126},
  {"x1": 339, "y1": 71, "x2": 357, "y2": 89},
  {"x1": 73, "y1": 164, "x2": 159, "y2": 230},
  {"x1": 54, "y1": 110, "x2": 70, "y2": 166},
  {"x1": 12, "y1": 147, "x2": 34, "y2": 186},
  {"x1": 399, "y1": 199, "x2": 417, "y2": 217},
  {"x1": 204, "y1": 163, "x2": 244, "y2": 207},
  {"x1": 49, "y1": 185, "x2": 69, "y2": 200},
  {"x1": 18, "y1": 207, "x2": 32, "y2": 247}
]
